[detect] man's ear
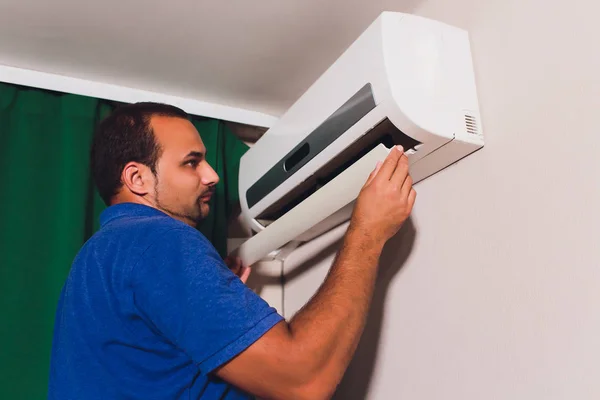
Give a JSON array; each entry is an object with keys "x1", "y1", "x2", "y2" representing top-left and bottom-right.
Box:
[{"x1": 121, "y1": 162, "x2": 153, "y2": 196}]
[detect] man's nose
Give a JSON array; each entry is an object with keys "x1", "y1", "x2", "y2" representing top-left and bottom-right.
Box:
[{"x1": 200, "y1": 163, "x2": 220, "y2": 186}]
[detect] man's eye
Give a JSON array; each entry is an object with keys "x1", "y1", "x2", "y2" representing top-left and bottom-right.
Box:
[{"x1": 186, "y1": 160, "x2": 199, "y2": 167}]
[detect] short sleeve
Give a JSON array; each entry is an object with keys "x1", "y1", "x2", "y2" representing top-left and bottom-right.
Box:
[{"x1": 132, "y1": 227, "x2": 283, "y2": 373}]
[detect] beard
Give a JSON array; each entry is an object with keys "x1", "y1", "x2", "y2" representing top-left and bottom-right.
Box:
[{"x1": 154, "y1": 182, "x2": 213, "y2": 226}]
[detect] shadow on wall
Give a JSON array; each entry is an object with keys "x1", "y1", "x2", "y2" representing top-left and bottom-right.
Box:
[
  {"x1": 246, "y1": 267, "x2": 281, "y2": 297},
  {"x1": 333, "y1": 217, "x2": 417, "y2": 399}
]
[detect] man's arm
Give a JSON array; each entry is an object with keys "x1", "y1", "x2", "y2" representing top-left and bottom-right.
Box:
[{"x1": 216, "y1": 146, "x2": 416, "y2": 400}]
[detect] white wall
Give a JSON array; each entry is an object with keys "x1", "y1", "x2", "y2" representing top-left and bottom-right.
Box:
[{"x1": 283, "y1": 0, "x2": 600, "y2": 398}]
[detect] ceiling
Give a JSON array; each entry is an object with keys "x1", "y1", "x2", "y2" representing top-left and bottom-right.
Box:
[{"x1": 0, "y1": 0, "x2": 422, "y2": 118}]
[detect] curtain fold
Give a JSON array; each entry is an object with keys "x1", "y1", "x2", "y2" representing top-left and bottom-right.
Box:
[{"x1": 0, "y1": 83, "x2": 247, "y2": 398}]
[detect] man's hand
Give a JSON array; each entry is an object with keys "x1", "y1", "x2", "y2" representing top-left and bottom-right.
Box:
[
  {"x1": 224, "y1": 256, "x2": 251, "y2": 284},
  {"x1": 350, "y1": 145, "x2": 416, "y2": 245}
]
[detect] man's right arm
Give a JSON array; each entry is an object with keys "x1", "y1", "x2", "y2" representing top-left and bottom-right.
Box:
[{"x1": 216, "y1": 146, "x2": 416, "y2": 400}]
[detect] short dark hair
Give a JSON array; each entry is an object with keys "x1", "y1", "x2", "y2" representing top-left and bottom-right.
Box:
[{"x1": 91, "y1": 102, "x2": 189, "y2": 205}]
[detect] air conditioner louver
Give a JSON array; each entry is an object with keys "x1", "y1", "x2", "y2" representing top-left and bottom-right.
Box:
[{"x1": 465, "y1": 114, "x2": 480, "y2": 135}]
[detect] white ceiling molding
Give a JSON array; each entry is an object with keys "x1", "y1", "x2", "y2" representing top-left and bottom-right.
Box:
[{"x1": 0, "y1": 64, "x2": 278, "y2": 128}]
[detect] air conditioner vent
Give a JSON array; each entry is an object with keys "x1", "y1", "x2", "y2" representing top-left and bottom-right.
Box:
[{"x1": 465, "y1": 114, "x2": 480, "y2": 135}]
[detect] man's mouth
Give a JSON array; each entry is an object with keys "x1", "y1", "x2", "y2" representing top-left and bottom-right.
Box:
[{"x1": 200, "y1": 191, "x2": 214, "y2": 201}]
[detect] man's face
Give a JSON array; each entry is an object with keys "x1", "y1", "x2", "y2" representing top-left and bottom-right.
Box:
[{"x1": 150, "y1": 116, "x2": 219, "y2": 226}]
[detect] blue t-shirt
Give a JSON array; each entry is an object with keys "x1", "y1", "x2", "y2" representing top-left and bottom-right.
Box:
[{"x1": 48, "y1": 203, "x2": 283, "y2": 399}]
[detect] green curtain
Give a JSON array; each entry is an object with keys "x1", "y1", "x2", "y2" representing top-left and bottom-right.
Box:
[{"x1": 0, "y1": 82, "x2": 248, "y2": 399}]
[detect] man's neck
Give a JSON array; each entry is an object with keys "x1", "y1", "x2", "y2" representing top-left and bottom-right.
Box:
[{"x1": 110, "y1": 196, "x2": 196, "y2": 228}]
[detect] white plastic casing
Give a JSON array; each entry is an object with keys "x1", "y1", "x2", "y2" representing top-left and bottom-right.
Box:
[{"x1": 232, "y1": 12, "x2": 483, "y2": 265}]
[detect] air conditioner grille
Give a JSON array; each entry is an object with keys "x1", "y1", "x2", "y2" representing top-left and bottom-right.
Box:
[{"x1": 465, "y1": 114, "x2": 480, "y2": 135}]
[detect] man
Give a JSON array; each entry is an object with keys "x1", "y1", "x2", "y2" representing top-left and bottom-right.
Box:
[{"x1": 48, "y1": 102, "x2": 416, "y2": 399}]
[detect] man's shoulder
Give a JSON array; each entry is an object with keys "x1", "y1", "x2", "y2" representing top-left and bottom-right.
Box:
[{"x1": 87, "y1": 213, "x2": 209, "y2": 260}]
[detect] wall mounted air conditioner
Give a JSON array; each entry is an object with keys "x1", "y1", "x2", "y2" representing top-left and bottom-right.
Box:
[{"x1": 231, "y1": 12, "x2": 483, "y2": 265}]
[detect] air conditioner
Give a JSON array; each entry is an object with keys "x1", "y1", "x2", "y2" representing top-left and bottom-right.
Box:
[{"x1": 231, "y1": 12, "x2": 483, "y2": 265}]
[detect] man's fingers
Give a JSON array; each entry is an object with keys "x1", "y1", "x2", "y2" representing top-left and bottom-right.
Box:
[
  {"x1": 391, "y1": 154, "x2": 410, "y2": 187},
  {"x1": 365, "y1": 161, "x2": 383, "y2": 186},
  {"x1": 235, "y1": 257, "x2": 245, "y2": 275},
  {"x1": 240, "y1": 267, "x2": 252, "y2": 284},
  {"x1": 400, "y1": 174, "x2": 413, "y2": 199},
  {"x1": 375, "y1": 146, "x2": 404, "y2": 182},
  {"x1": 408, "y1": 188, "x2": 417, "y2": 209},
  {"x1": 225, "y1": 256, "x2": 243, "y2": 275}
]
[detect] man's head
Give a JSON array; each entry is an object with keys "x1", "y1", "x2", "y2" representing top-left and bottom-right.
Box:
[{"x1": 91, "y1": 102, "x2": 219, "y2": 226}]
